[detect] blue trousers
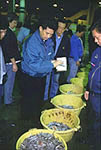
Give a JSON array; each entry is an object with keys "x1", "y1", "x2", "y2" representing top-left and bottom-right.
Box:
[
  {"x1": 3, "y1": 64, "x2": 16, "y2": 104},
  {"x1": 0, "y1": 84, "x2": 3, "y2": 105},
  {"x1": 90, "y1": 93, "x2": 101, "y2": 119},
  {"x1": 50, "y1": 71, "x2": 60, "y2": 98},
  {"x1": 44, "y1": 71, "x2": 60, "y2": 100},
  {"x1": 89, "y1": 93, "x2": 101, "y2": 145},
  {"x1": 67, "y1": 58, "x2": 78, "y2": 83},
  {"x1": 44, "y1": 73, "x2": 51, "y2": 100}
]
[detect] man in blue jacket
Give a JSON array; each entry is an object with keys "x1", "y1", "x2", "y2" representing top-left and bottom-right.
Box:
[
  {"x1": 67, "y1": 24, "x2": 86, "y2": 83},
  {"x1": 84, "y1": 19, "x2": 101, "y2": 150},
  {"x1": 20, "y1": 18, "x2": 62, "y2": 121}
]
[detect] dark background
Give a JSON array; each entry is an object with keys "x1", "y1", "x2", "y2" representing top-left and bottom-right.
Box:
[{"x1": 26, "y1": 0, "x2": 90, "y2": 17}]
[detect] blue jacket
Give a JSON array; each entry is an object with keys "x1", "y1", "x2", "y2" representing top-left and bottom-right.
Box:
[
  {"x1": 88, "y1": 47, "x2": 101, "y2": 94},
  {"x1": 70, "y1": 34, "x2": 83, "y2": 62},
  {"x1": 21, "y1": 30, "x2": 54, "y2": 77}
]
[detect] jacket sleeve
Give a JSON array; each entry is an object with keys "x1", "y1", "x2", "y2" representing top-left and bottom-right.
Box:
[
  {"x1": 70, "y1": 39, "x2": 80, "y2": 61},
  {"x1": 3, "y1": 30, "x2": 19, "y2": 60}
]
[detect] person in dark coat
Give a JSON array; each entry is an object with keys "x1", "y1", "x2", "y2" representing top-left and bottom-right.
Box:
[
  {"x1": 0, "y1": 13, "x2": 21, "y2": 105},
  {"x1": 84, "y1": 19, "x2": 101, "y2": 150}
]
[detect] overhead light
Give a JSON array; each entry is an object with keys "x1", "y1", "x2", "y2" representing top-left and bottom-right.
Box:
[
  {"x1": 36, "y1": 7, "x2": 40, "y2": 10},
  {"x1": 99, "y1": 1, "x2": 101, "y2": 4},
  {"x1": 6, "y1": 1, "x2": 9, "y2": 4},
  {"x1": 15, "y1": 4, "x2": 19, "y2": 7},
  {"x1": 53, "y1": 3, "x2": 58, "y2": 7},
  {"x1": 60, "y1": 8, "x2": 64, "y2": 11}
]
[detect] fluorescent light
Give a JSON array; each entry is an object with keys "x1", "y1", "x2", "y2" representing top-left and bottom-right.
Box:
[
  {"x1": 15, "y1": 4, "x2": 19, "y2": 7},
  {"x1": 36, "y1": 7, "x2": 40, "y2": 10},
  {"x1": 53, "y1": 3, "x2": 58, "y2": 7},
  {"x1": 60, "y1": 8, "x2": 64, "y2": 11},
  {"x1": 6, "y1": 1, "x2": 9, "y2": 3}
]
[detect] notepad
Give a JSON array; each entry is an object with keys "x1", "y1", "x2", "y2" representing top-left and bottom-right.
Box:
[{"x1": 56, "y1": 57, "x2": 67, "y2": 72}]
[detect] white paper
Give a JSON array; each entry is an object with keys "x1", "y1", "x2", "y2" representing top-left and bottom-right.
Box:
[{"x1": 56, "y1": 57, "x2": 67, "y2": 72}]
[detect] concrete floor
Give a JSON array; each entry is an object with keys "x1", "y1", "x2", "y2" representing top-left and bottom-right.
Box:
[{"x1": 0, "y1": 75, "x2": 100, "y2": 150}]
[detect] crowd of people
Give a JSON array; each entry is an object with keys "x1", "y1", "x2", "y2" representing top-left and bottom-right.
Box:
[{"x1": 0, "y1": 12, "x2": 101, "y2": 150}]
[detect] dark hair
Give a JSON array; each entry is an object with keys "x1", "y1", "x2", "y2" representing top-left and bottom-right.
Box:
[
  {"x1": 58, "y1": 18, "x2": 67, "y2": 24},
  {"x1": 0, "y1": 15, "x2": 8, "y2": 30},
  {"x1": 76, "y1": 24, "x2": 86, "y2": 33},
  {"x1": 91, "y1": 19, "x2": 101, "y2": 33},
  {"x1": 39, "y1": 17, "x2": 58, "y2": 31},
  {"x1": 57, "y1": 18, "x2": 67, "y2": 28},
  {"x1": 8, "y1": 12, "x2": 18, "y2": 23}
]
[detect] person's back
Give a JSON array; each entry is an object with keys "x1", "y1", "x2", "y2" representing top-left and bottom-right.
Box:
[
  {"x1": 67, "y1": 24, "x2": 86, "y2": 83},
  {"x1": 17, "y1": 26, "x2": 30, "y2": 44},
  {"x1": 17, "y1": 17, "x2": 31, "y2": 44}
]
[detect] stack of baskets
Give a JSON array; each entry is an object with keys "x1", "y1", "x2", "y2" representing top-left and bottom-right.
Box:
[{"x1": 70, "y1": 64, "x2": 91, "y2": 88}]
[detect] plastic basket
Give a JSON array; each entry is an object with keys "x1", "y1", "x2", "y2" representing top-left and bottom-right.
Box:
[
  {"x1": 86, "y1": 64, "x2": 91, "y2": 69},
  {"x1": 40, "y1": 109, "x2": 80, "y2": 142},
  {"x1": 70, "y1": 77, "x2": 88, "y2": 87},
  {"x1": 77, "y1": 72, "x2": 88, "y2": 79},
  {"x1": 16, "y1": 128, "x2": 67, "y2": 150},
  {"x1": 80, "y1": 67, "x2": 90, "y2": 72},
  {"x1": 59, "y1": 84, "x2": 84, "y2": 97},
  {"x1": 51, "y1": 94, "x2": 86, "y2": 116}
]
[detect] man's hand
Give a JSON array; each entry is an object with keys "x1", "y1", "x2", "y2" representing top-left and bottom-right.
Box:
[
  {"x1": 12, "y1": 63, "x2": 18, "y2": 72},
  {"x1": 84, "y1": 91, "x2": 89, "y2": 101},
  {"x1": 52, "y1": 60, "x2": 63, "y2": 68},
  {"x1": 10, "y1": 58, "x2": 18, "y2": 72},
  {"x1": 76, "y1": 61, "x2": 80, "y2": 66}
]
